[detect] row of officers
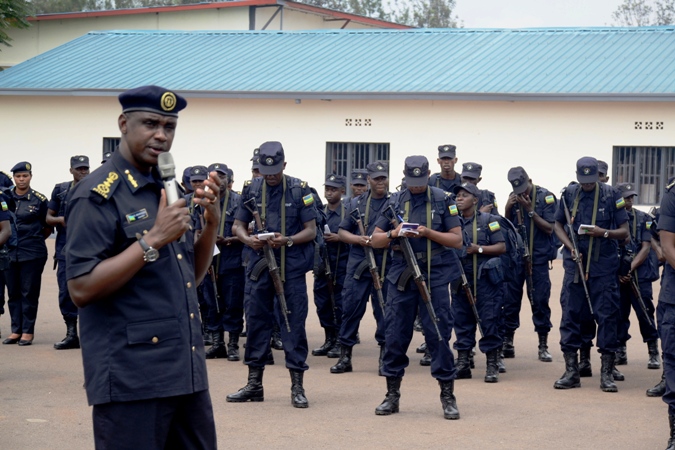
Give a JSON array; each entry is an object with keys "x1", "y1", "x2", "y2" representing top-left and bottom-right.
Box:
[{"x1": 0, "y1": 143, "x2": 669, "y2": 426}]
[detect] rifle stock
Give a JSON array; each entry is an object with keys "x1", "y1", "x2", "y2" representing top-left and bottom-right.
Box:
[
  {"x1": 350, "y1": 209, "x2": 386, "y2": 315},
  {"x1": 321, "y1": 243, "x2": 338, "y2": 324},
  {"x1": 458, "y1": 264, "x2": 483, "y2": 338},
  {"x1": 244, "y1": 198, "x2": 292, "y2": 332},
  {"x1": 515, "y1": 208, "x2": 535, "y2": 308}
]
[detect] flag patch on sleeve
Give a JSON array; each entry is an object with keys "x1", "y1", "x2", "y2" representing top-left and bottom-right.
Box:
[
  {"x1": 545, "y1": 195, "x2": 555, "y2": 205},
  {"x1": 302, "y1": 194, "x2": 314, "y2": 206},
  {"x1": 448, "y1": 204, "x2": 458, "y2": 216},
  {"x1": 616, "y1": 198, "x2": 626, "y2": 209},
  {"x1": 0, "y1": 201, "x2": 7, "y2": 212},
  {"x1": 488, "y1": 221, "x2": 501, "y2": 232}
]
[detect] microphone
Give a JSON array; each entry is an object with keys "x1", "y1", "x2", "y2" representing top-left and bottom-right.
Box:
[{"x1": 157, "y1": 152, "x2": 185, "y2": 243}]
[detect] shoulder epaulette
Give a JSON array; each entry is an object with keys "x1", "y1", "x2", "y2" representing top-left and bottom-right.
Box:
[
  {"x1": 31, "y1": 189, "x2": 47, "y2": 201},
  {"x1": 301, "y1": 181, "x2": 308, "y2": 188},
  {"x1": 236, "y1": 191, "x2": 242, "y2": 195},
  {"x1": 667, "y1": 179, "x2": 675, "y2": 191},
  {"x1": 91, "y1": 171, "x2": 121, "y2": 200}
]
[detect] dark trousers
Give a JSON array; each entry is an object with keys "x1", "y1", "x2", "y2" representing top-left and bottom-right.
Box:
[
  {"x1": 618, "y1": 280, "x2": 658, "y2": 344},
  {"x1": 452, "y1": 275, "x2": 503, "y2": 353},
  {"x1": 559, "y1": 270, "x2": 620, "y2": 354},
  {"x1": 0, "y1": 269, "x2": 6, "y2": 314},
  {"x1": 56, "y1": 259, "x2": 78, "y2": 319},
  {"x1": 6, "y1": 257, "x2": 47, "y2": 334},
  {"x1": 337, "y1": 267, "x2": 386, "y2": 348},
  {"x1": 244, "y1": 272, "x2": 309, "y2": 371},
  {"x1": 92, "y1": 390, "x2": 217, "y2": 450},
  {"x1": 381, "y1": 280, "x2": 456, "y2": 381},
  {"x1": 312, "y1": 272, "x2": 344, "y2": 330},
  {"x1": 658, "y1": 302, "x2": 675, "y2": 415},
  {"x1": 503, "y1": 262, "x2": 553, "y2": 334},
  {"x1": 205, "y1": 267, "x2": 245, "y2": 334}
]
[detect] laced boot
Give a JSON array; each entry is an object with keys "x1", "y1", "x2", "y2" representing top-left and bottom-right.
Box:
[
  {"x1": 312, "y1": 328, "x2": 336, "y2": 356},
  {"x1": 203, "y1": 327, "x2": 213, "y2": 346},
  {"x1": 455, "y1": 350, "x2": 472, "y2": 379},
  {"x1": 469, "y1": 347, "x2": 476, "y2": 369},
  {"x1": 615, "y1": 345, "x2": 627, "y2": 365},
  {"x1": 485, "y1": 349, "x2": 499, "y2": 383},
  {"x1": 227, "y1": 333, "x2": 240, "y2": 362},
  {"x1": 612, "y1": 357, "x2": 625, "y2": 381},
  {"x1": 537, "y1": 333, "x2": 552, "y2": 362},
  {"x1": 54, "y1": 318, "x2": 80, "y2": 350},
  {"x1": 327, "y1": 341, "x2": 341, "y2": 359},
  {"x1": 226, "y1": 366, "x2": 264, "y2": 402},
  {"x1": 647, "y1": 368, "x2": 666, "y2": 397},
  {"x1": 648, "y1": 341, "x2": 661, "y2": 369},
  {"x1": 420, "y1": 347, "x2": 431, "y2": 367},
  {"x1": 416, "y1": 341, "x2": 427, "y2": 354},
  {"x1": 379, "y1": 344, "x2": 386, "y2": 375},
  {"x1": 554, "y1": 351, "x2": 581, "y2": 389},
  {"x1": 502, "y1": 332, "x2": 515, "y2": 358},
  {"x1": 271, "y1": 325, "x2": 283, "y2": 350},
  {"x1": 330, "y1": 345, "x2": 353, "y2": 373},
  {"x1": 289, "y1": 369, "x2": 308, "y2": 408},
  {"x1": 498, "y1": 350, "x2": 507, "y2": 373},
  {"x1": 375, "y1": 377, "x2": 401, "y2": 415},
  {"x1": 205, "y1": 331, "x2": 228, "y2": 359},
  {"x1": 413, "y1": 314, "x2": 423, "y2": 332},
  {"x1": 600, "y1": 353, "x2": 618, "y2": 392},
  {"x1": 579, "y1": 347, "x2": 592, "y2": 377},
  {"x1": 668, "y1": 414, "x2": 675, "y2": 450},
  {"x1": 439, "y1": 380, "x2": 460, "y2": 420}
]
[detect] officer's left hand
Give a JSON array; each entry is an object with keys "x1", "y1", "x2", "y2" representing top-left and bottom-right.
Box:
[
  {"x1": 324, "y1": 232, "x2": 340, "y2": 243},
  {"x1": 270, "y1": 233, "x2": 289, "y2": 248},
  {"x1": 515, "y1": 194, "x2": 533, "y2": 212},
  {"x1": 619, "y1": 274, "x2": 631, "y2": 284},
  {"x1": 412, "y1": 225, "x2": 428, "y2": 238},
  {"x1": 194, "y1": 172, "x2": 221, "y2": 225},
  {"x1": 466, "y1": 243, "x2": 480, "y2": 255},
  {"x1": 587, "y1": 226, "x2": 607, "y2": 238}
]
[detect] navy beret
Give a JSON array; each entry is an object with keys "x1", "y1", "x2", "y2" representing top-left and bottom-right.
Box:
[{"x1": 119, "y1": 85, "x2": 187, "y2": 117}]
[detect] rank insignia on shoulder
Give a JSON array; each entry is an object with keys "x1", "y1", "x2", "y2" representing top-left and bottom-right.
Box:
[
  {"x1": 448, "y1": 204, "x2": 458, "y2": 215},
  {"x1": 616, "y1": 198, "x2": 626, "y2": 209},
  {"x1": 646, "y1": 221, "x2": 652, "y2": 230},
  {"x1": 302, "y1": 194, "x2": 314, "y2": 206},
  {"x1": 488, "y1": 221, "x2": 501, "y2": 232},
  {"x1": 1, "y1": 201, "x2": 7, "y2": 212},
  {"x1": 493, "y1": 200, "x2": 498, "y2": 208},
  {"x1": 301, "y1": 181, "x2": 308, "y2": 188},
  {"x1": 244, "y1": 180, "x2": 252, "y2": 186},
  {"x1": 545, "y1": 195, "x2": 555, "y2": 205},
  {"x1": 236, "y1": 191, "x2": 242, "y2": 195},
  {"x1": 92, "y1": 172, "x2": 120, "y2": 199}
]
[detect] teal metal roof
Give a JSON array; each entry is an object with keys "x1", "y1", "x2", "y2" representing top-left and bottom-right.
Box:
[{"x1": 1, "y1": 27, "x2": 674, "y2": 101}]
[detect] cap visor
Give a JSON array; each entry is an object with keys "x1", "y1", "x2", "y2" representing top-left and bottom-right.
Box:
[
  {"x1": 369, "y1": 171, "x2": 388, "y2": 179},
  {"x1": 325, "y1": 181, "x2": 343, "y2": 188},
  {"x1": 576, "y1": 173, "x2": 598, "y2": 183},
  {"x1": 405, "y1": 176, "x2": 427, "y2": 187},
  {"x1": 624, "y1": 190, "x2": 637, "y2": 198},
  {"x1": 512, "y1": 183, "x2": 528, "y2": 195},
  {"x1": 190, "y1": 176, "x2": 207, "y2": 182},
  {"x1": 72, "y1": 164, "x2": 90, "y2": 169},
  {"x1": 259, "y1": 162, "x2": 284, "y2": 175}
]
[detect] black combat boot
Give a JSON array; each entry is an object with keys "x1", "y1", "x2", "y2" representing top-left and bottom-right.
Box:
[
  {"x1": 330, "y1": 345, "x2": 353, "y2": 373},
  {"x1": 455, "y1": 350, "x2": 472, "y2": 379},
  {"x1": 271, "y1": 325, "x2": 283, "y2": 350},
  {"x1": 502, "y1": 332, "x2": 515, "y2": 358},
  {"x1": 227, "y1": 333, "x2": 240, "y2": 362},
  {"x1": 485, "y1": 349, "x2": 499, "y2": 383},
  {"x1": 600, "y1": 353, "x2": 618, "y2": 392},
  {"x1": 420, "y1": 347, "x2": 431, "y2": 366},
  {"x1": 648, "y1": 340, "x2": 661, "y2": 369},
  {"x1": 612, "y1": 357, "x2": 625, "y2": 381},
  {"x1": 498, "y1": 350, "x2": 507, "y2": 373},
  {"x1": 667, "y1": 414, "x2": 675, "y2": 450},
  {"x1": 226, "y1": 366, "x2": 264, "y2": 402},
  {"x1": 647, "y1": 369, "x2": 666, "y2": 397},
  {"x1": 413, "y1": 314, "x2": 423, "y2": 332},
  {"x1": 379, "y1": 344, "x2": 386, "y2": 375},
  {"x1": 290, "y1": 369, "x2": 308, "y2": 408},
  {"x1": 205, "y1": 331, "x2": 228, "y2": 359},
  {"x1": 579, "y1": 347, "x2": 592, "y2": 377},
  {"x1": 54, "y1": 317, "x2": 80, "y2": 350},
  {"x1": 327, "y1": 341, "x2": 341, "y2": 359},
  {"x1": 538, "y1": 333, "x2": 553, "y2": 362},
  {"x1": 203, "y1": 327, "x2": 213, "y2": 346},
  {"x1": 266, "y1": 348, "x2": 275, "y2": 365},
  {"x1": 615, "y1": 345, "x2": 627, "y2": 365},
  {"x1": 469, "y1": 347, "x2": 475, "y2": 368},
  {"x1": 554, "y1": 351, "x2": 581, "y2": 389},
  {"x1": 416, "y1": 341, "x2": 427, "y2": 354},
  {"x1": 312, "y1": 328, "x2": 336, "y2": 357},
  {"x1": 375, "y1": 377, "x2": 401, "y2": 415},
  {"x1": 439, "y1": 380, "x2": 460, "y2": 420}
]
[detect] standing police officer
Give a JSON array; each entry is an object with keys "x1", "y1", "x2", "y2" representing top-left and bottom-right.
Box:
[
  {"x1": 46, "y1": 155, "x2": 90, "y2": 350},
  {"x1": 349, "y1": 169, "x2": 368, "y2": 199},
  {"x1": 428, "y1": 145, "x2": 462, "y2": 193},
  {"x1": 553, "y1": 157, "x2": 629, "y2": 392},
  {"x1": 503, "y1": 166, "x2": 557, "y2": 362},
  {"x1": 331, "y1": 161, "x2": 390, "y2": 375},
  {"x1": 371, "y1": 155, "x2": 463, "y2": 419},
  {"x1": 0, "y1": 170, "x2": 13, "y2": 322},
  {"x1": 228, "y1": 141, "x2": 317, "y2": 408},
  {"x1": 460, "y1": 162, "x2": 498, "y2": 214}
]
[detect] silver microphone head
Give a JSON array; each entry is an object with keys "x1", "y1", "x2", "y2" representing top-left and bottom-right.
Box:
[{"x1": 157, "y1": 152, "x2": 176, "y2": 180}]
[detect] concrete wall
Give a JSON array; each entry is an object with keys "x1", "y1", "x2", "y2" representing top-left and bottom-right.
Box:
[
  {"x1": 0, "y1": 7, "x2": 376, "y2": 68},
  {"x1": 2, "y1": 95, "x2": 673, "y2": 211}
]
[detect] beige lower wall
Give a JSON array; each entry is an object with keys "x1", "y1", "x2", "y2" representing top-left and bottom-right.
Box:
[{"x1": 2, "y1": 95, "x2": 673, "y2": 212}]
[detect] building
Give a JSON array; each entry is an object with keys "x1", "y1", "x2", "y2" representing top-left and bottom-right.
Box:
[{"x1": 0, "y1": 27, "x2": 673, "y2": 207}]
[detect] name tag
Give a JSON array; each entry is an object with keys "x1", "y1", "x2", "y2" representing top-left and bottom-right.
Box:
[{"x1": 126, "y1": 209, "x2": 149, "y2": 223}]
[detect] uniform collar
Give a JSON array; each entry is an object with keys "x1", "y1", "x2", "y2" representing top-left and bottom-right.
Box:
[{"x1": 109, "y1": 150, "x2": 161, "y2": 194}]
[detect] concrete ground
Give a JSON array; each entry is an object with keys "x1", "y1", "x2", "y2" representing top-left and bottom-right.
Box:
[{"x1": 0, "y1": 240, "x2": 668, "y2": 449}]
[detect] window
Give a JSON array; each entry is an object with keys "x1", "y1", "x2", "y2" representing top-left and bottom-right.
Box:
[
  {"x1": 613, "y1": 146, "x2": 675, "y2": 205},
  {"x1": 102, "y1": 137, "x2": 120, "y2": 160},
  {"x1": 325, "y1": 142, "x2": 390, "y2": 196}
]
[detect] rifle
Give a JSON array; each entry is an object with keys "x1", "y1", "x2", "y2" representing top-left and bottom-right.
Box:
[
  {"x1": 243, "y1": 198, "x2": 291, "y2": 332},
  {"x1": 384, "y1": 205, "x2": 442, "y2": 341},
  {"x1": 320, "y1": 242, "x2": 338, "y2": 324},
  {"x1": 515, "y1": 208, "x2": 535, "y2": 307},
  {"x1": 620, "y1": 247, "x2": 654, "y2": 327},
  {"x1": 207, "y1": 266, "x2": 221, "y2": 314},
  {"x1": 458, "y1": 263, "x2": 483, "y2": 338},
  {"x1": 349, "y1": 208, "x2": 386, "y2": 315},
  {"x1": 560, "y1": 187, "x2": 594, "y2": 315}
]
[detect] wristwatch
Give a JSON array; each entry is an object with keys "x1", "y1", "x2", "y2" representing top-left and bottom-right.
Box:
[
  {"x1": 478, "y1": 246, "x2": 484, "y2": 254},
  {"x1": 386, "y1": 230, "x2": 393, "y2": 239},
  {"x1": 603, "y1": 230, "x2": 610, "y2": 239},
  {"x1": 286, "y1": 236, "x2": 294, "y2": 247},
  {"x1": 139, "y1": 237, "x2": 159, "y2": 263},
  {"x1": 528, "y1": 210, "x2": 535, "y2": 218}
]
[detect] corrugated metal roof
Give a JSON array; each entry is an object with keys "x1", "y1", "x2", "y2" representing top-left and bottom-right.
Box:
[{"x1": 1, "y1": 27, "x2": 674, "y2": 100}]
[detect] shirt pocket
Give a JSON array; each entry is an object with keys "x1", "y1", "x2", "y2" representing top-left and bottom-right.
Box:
[{"x1": 126, "y1": 318, "x2": 181, "y2": 346}]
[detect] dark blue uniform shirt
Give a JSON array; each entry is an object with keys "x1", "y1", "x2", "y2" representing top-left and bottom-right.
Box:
[
  {"x1": 48, "y1": 181, "x2": 74, "y2": 261},
  {"x1": 658, "y1": 182, "x2": 675, "y2": 305},
  {"x1": 324, "y1": 201, "x2": 349, "y2": 272},
  {"x1": 0, "y1": 193, "x2": 11, "y2": 223},
  {"x1": 556, "y1": 183, "x2": 628, "y2": 278},
  {"x1": 428, "y1": 172, "x2": 461, "y2": 193},
  {"x1": 507, "y1": 185, "x2": 557, "y2": 263},
  {"x1": 215, "y1": 190, "x2": 243, "y2": 273},
  {"x1": 65, "y1": 150, "x2": 208, "y2": 406},
  {"x1": 339, "y1": 192, "x2": 389, "y2": 270},
  {"x1": 9, "y1": 187, "x2": 48, "y2": 262},
  {"x1": 458, "y1": 211, "x2": 505, "y2": 276}
]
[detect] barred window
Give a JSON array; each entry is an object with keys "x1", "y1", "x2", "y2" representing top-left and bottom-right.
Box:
[
  {"x1": 102, "y1": 137, "x2": 120, "y2": 160},
  {"x1": 325, "y1": 142, "x2": 390, "y2": 196},
  {"x1": 613, "y1": 146, "x2": 675, "y2": 205}
]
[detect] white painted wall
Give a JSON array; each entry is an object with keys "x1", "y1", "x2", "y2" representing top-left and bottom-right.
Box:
[{"x1": 1, "y1": 95, "x2": 673, "y2": 213}]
